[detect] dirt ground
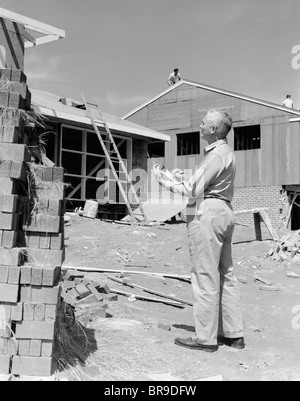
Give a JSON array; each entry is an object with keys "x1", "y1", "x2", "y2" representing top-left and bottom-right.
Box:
[{"x1": 57, "y1": 214, "x2": 300, "y2": 382}]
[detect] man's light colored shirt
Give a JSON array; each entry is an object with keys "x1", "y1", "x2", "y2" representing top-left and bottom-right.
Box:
[
  {"x1": 282, "y1": 98, "x2": 294, "y2": 108},
  {"x1": 168, "y1": 72, "x2": 181, "y2": 86},
  {"x1": 154, "y1": 139, "x2": 236, "y2": 216}
]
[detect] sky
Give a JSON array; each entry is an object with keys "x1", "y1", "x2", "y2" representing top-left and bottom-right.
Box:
[{"x1": 1, "y1": 0, "x2": 300, "y2": 117}]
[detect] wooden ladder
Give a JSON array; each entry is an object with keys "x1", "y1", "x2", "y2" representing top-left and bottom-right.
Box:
[{"x1": 81, "y1": 94, "x2": 148, "y2": 224}]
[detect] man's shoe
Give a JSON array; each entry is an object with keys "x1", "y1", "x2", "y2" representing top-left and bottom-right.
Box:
[
  {"x1": 174, "y1": 337, "x2": 218, "y2": 353},
  {"x1": 217, "y1": 336, "x2": 245, "y2": 349}
]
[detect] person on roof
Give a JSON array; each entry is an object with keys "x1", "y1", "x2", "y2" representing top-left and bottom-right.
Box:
[
  {"x1": 282, "y1": 95, "x2": 294, "y2": 109},
  {"x1": 167, "y1": 68, "x2": 182, "y2": 86}
]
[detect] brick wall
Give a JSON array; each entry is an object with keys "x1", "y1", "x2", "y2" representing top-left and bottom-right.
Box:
[{"x1": 232, "y1": 185, "x2": 284, "y2": 229}]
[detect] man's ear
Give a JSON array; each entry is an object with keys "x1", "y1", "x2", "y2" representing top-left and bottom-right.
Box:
[{"x1": 210, "y1": 125, "x2": 217, "y2": 134}]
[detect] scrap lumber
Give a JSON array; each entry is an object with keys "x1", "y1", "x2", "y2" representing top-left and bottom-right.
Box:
[
  {"x1": 110, "y1": 288, "x2": 185, "y2": 308},
  {"x1": 62, "y1": 265, "x2": 191, "y2": 281},
  {"x1": 107, "y1": 275, "x2": 192, "y2": 306}
]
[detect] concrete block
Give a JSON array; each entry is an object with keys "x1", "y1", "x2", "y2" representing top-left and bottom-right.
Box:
[
  {"x1": 0, "y1": 284, "x2": 19, "y2": 303},
  {"x1": 15, "y1": 321, "x2": 55, "y2": 341},
  {"x1": 50, "y1": 233, "x2": 64, "y2": 250},
  {"x1": 10, "y1": 161, "x2": 27, "y2": 181},
  {"x1": 11, "y1": 303, "x2": 23, "y2": 322},
  {"x1": 23, "y1": 215, "x2": 63, "y2": 234},
  {"x1": 28, "y1": 233, "x2": 40, "y2": 249},
  {"x1": 26, "y1": 248, "x2": 65, "y2": 267},
  {"x1": 30, "y1": 340, "x2": 41, "y2": 357},
  {"x1": 0, "y1": 303, "x2": 12, "y2": 339},
  {"x1": 52, "y1": 167, "x2": 65, "y2": 182},
  {"x1": 48, "y1": 200, "x2": 64, "y2": 216},
  {"x1": 7, "y1": 267, "x2": 20, "y2": 285},
  {"x1": 12, "y1": 356, "x2": 57, "y2": 377},
  {"x1": 0, "y1": 248, "x2": 24, "y2": 266},
  {"x1": 20, "y1": 285, "x2": 61, "y2": 305},
  {"x1": 35, "y1": 182, "x2": 65, "y2": 201},
  {"x1": 86, "y1": 283, "x2": 104, "y2": 301},
  {"x1": 0, "y1": 143, "x2": 31, "y2": 162},
  {"x1": 0, "y1": 356, "x2": 10, "y2": 374}
]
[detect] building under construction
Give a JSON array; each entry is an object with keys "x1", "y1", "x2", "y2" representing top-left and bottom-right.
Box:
[{"x1": 123, "y1": 80, "x2": 300, "y2": 230}]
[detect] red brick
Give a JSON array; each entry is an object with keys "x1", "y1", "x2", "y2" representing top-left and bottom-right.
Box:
[
  {"x1": 42, "y1": 266, "x2": 61, "y2": 287},
  {"x1": 0, "y1": 266, "x2": 9, "y2": 283},
  {"x1": 11, "y1": 70, "x2": 27, "y2": 84},
  {"x1": 15, "y1": 321, "x2": 55, "y2": 341},
  {"x1": 41, "y1": 341, "x2": 53, "y2": 358},
  {"x1": 9, "y1": 93, "x2": 25, "y2": 109},
  {"x1": 1, "y1": 230, "x2": 18, "y2": 248},
  {"x1": 0, "y1": 284, "x2": 19, "y2": 303},
  {"x1": 33, "y1": 304, "x2": 45, "y2": 322},
  {"x1": 0, "y1": 355, "x2": 11, "y2": 374},
  {"x1": 31, "y1": 267, "x2": 43, "y2": 286},
  {"x1": 0, "y1": 178, "x2": 19, "y2": 195},
  {"x1": 0, "y1": 126, "x2": 20, "y2": 143},
  {"x1": 29, "y1": 340, "x2": 41, "y2": 357},
  {"x1": 18, "y1": 340, "x2": 30, "y2": 356},
  {"x1": 8, "y1": 267, "x2": 20, "y2": 285},
  {"x1": 5, "y1": 338, "x2": 18, "y2": 356},
  {"x1": 12, "y1": 356, "x2": 57, "y2": 377},
  {"x1": 11, "y1": 303, "x2": 23, "y2": 322},
  {"x1": 20, "y1": 266, "x2": 32, "y2": 285},
  {"x1": 0, "y1": 195, "x2": 18, "y2": 213},
  {"x1": 44, "y1": 305, "x2": 57, "y2": 323},
  {"x1": 23, "y1": 303, "x2": 34, "y2": 321},
  {"x1": 0, "y1": 213, "x2": 19, "y2": 231},
  {"x1": 0, "y1": 92, "x2": 9, "y2": 107}
]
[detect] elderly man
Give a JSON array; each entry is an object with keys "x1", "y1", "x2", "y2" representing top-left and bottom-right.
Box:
[{"x1": 154, "y1": 109, "x2": 245, "y2": 353}]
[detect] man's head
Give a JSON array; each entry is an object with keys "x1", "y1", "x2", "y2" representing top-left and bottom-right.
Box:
[
  {"x1": 174, "y1": 68, "x2": 179, "y2": 75},
  {"x1": 200, "y1": 109, "x2": 233, "y2": 142},
  {"x1": 287, "y1": 95, "x2": 291, "y2": 99}
]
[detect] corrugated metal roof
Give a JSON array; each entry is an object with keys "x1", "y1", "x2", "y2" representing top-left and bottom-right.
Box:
[
  {"x1": 122, "y1": 79, "x2": 300, "y2": 119},
  {"x1": 30, "y1": 89, "x2": 170, "y2": 142}
]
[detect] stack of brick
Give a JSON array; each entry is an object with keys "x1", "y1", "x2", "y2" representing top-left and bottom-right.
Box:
[
  {"x1": 61, "y1": 270, "x2": 117, "y2": 324},
  {"x1": 0, "y1": 68, "x2": 65, "y2": 377}
]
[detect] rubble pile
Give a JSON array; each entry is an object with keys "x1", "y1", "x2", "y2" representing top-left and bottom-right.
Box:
[
  {"x1": 60, "y1": 270, "x2": 118, "y2": 324},
  {"x1": 267, "y1": 231, "x2": 300, "y2": 262}
]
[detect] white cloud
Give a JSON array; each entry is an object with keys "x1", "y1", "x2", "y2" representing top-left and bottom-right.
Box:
[{"x1": 24, "y1": 52, "x2": 62, "y2": 86}]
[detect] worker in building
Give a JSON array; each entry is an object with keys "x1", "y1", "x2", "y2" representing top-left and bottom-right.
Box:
[
  {"x1": 154, "y1": 109, "x2": 245, "y2": 353},
  {"x1": 282, "y1": 95, "x2": 294, "y2": 109},
  {"x1": 167, "y1": 68, "x2": 182, "y2": 86}
]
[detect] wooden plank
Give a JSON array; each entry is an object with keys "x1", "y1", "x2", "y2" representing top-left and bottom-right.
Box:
[
  {"x1": 107, "y1": 276, "x2": 193, "y2": 306},
  {"x1": 259, "y1": 209, "x2": 279, "y2": 241},
  {"x1": 110, "y1": 288, "x2": 185, "y2": 308},
  {"x1": 62, "y1": 265, "x2": 191, "y2": 281},
  {"x1": 254, "y1": 213, "x2": 262, "y2": 241},
  {"x1": 148, "y1": 102, "x2": 191, "y2": 131},
  {"x1": 234, "y1": 152, "x2": 246, "y2": 187}
]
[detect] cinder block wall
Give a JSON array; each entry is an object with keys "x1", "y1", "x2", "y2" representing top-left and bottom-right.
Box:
[{"x1": 232, "y1": 185, "x2": 284, "y2": 229}]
